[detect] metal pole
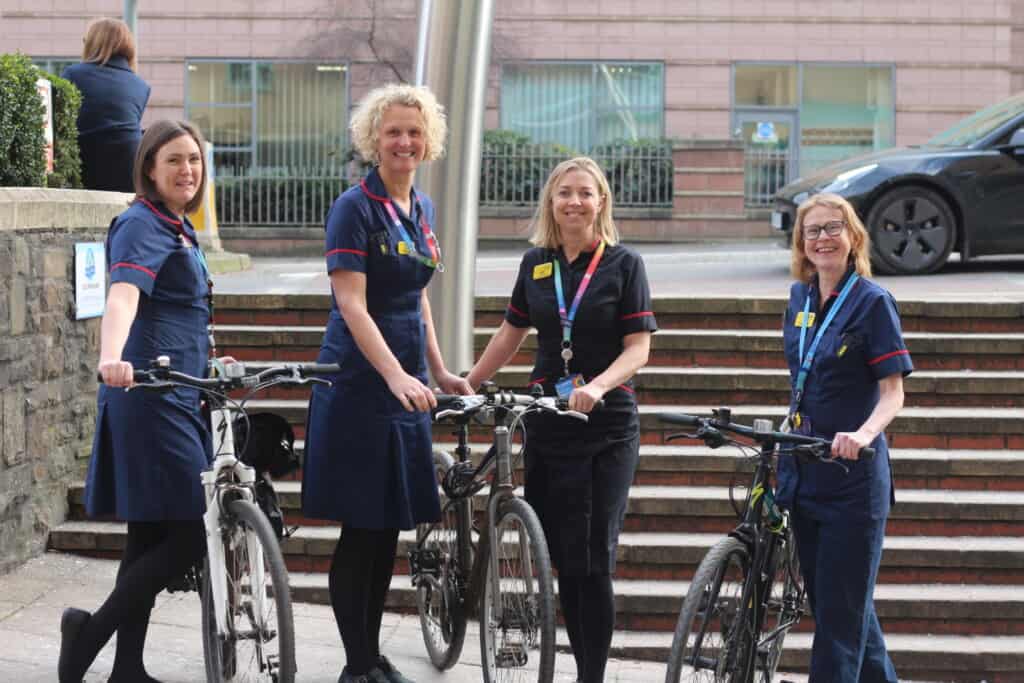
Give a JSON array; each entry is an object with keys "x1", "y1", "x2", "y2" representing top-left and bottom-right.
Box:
[
  {"x1": 123, "y1": 0, "x2": 138, "y2": 37},
  {"x1": 415, "y1": 0, "x2": 494, "y2": 375}
]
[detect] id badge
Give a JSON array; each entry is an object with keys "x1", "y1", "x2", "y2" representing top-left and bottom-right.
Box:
[{"x1": 555, "y1": 374, "x2": 586, "y2": 400}]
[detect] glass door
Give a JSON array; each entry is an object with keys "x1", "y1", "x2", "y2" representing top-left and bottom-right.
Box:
[{"x1": 734, "y1": 110, "x2": 798, "y2": 207}]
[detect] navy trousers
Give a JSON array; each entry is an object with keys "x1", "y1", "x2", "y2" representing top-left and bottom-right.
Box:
[{"x1": 791, "y1": 502, "x2": 899, "y2": 683}]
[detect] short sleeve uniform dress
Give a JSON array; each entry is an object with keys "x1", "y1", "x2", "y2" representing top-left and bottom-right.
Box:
[
  {"x1": 504, "y1": 242, "x2": 657, "y2": 576},
  {"x1": 302, "y1": 169, "x2": 441, "y2": 530},
  {"x1": 85, "y1": 198, "x2": 212, "y2": 521},
  {"x1": 778, "y1": 267, "x2": 912, "y2": 683}
]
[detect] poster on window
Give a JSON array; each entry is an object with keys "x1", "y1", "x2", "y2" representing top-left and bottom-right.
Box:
[{"x1": 75, "y1": 242, "x2": 106, "y2": 320}]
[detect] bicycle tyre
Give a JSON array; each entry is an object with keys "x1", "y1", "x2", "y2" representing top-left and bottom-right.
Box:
[
  {"x1": 415, "y1": 452, "x2": 469, "y2": 670},
  {"x1": 480, "y1": 496, "x2": 556, "y2": 683},
  {"x1": 759, "y1": 529, "x2": 803, "y2": 683},
  {"x1": 665, "y1": 536, "x2": 753, "y2": 683},
  {"x1": 201, "y1": 498, "x2": 296, "y2": 683}
]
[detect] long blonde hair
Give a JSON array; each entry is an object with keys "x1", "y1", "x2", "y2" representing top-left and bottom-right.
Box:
[
  {"x1": 790, "y1": 193, "x2": 872, "y2": 281},
  {"x1": 349, "y1": 84, "x2": 447, "y2": 165},
  {"x1": 82, "y1": 18, "x2": 137, "y2": 72},
  {"x1": 530, "y1": 157, "x2": 619, "y2": 249}
]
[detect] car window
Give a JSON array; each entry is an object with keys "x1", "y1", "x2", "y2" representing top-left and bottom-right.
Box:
[{"x1": 926, "y1": 93, "x2": 1024, "y2": 147}]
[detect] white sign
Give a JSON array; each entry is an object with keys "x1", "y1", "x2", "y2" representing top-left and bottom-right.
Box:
[
  {"x1": 36, "y1": 77, "x2": 54, "y2": 174},
  {"x1": 74, "y1": 242, "x2": 106, "y2": 320}
]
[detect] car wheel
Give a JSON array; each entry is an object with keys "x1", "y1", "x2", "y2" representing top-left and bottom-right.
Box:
[{"x1": 867, "y1": 186, "x2": 957, "y2": 275}]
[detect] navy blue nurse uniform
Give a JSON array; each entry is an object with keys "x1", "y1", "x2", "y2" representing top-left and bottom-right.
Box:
[
  {"x1": 778, "y1": 267, "x2": 912, "y2": 683},
  {"x1": 61, "y1": 57, "x2": 150, "y2": 192},
  {"x1": 85, "y1": 198, "x2": 211, "y2": 521},
  {"x1": 302, "y1": 169, "x2": 441, "y2": 530}
]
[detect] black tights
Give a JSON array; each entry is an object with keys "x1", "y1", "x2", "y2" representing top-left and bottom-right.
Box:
[
  {"x1": 69, "y1": 520, "x2": 206, "y2": 682},
  {"x1": 559, "y1": 574, "x2": 615, "y2": 683},
  {"x1": 329, "y1": 525, "x2": 400, "y2": 675}
]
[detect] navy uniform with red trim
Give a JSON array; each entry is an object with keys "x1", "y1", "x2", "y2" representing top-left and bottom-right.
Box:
[
  {"x1": 778, "y1": 267, "x2": 912, "y2": 683},
  {"x1": 505, "y1": 242, "x2": 656, "y2": 576},
  {"x1": 302, "y1": 169, "x2": 441, "y2": 529},
  {"x1": 85, "y1": 198, "x2": 211, "y2": 520}
]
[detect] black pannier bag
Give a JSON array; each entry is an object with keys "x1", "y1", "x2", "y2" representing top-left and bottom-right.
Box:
[{"x1": 232, "y1": 412, "x2": 298, "y2": 539}]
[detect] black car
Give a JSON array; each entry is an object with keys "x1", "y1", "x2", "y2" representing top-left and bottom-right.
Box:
[{"x1": 772, "y1": 93, "x2": 1024, "y2": 274}]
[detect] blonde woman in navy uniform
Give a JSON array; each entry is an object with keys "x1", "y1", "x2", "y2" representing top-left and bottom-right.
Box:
[
  {"x1": 302, "y1": 84, "x2": 472, "y2": 683},
  {"x1": 59, "y1": 120, "x2": 212, "y2": 682},
  {"x1": 467, "y1": 157, "x2": 656, "y2": 683},
  {"x1": 779, "y1": 193, "x2": 912, "y2": 682}
]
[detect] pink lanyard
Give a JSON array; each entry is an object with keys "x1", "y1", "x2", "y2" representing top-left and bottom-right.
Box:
[{"x1": 360, "y1": 179, "x2": 444, "y2": 271}]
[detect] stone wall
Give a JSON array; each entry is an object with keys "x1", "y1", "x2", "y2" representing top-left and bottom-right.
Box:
[{"x1": 0, "y1": 188, "x2": 130, "y2": 574}]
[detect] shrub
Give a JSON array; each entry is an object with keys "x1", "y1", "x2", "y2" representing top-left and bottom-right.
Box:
[
  {"x1": 0, "y1": 53, "x2": 46, "y2": 187},
  {"x1": 480, "y1": 129, "x2": 576, "y2": 205},
  {"x1": 215, "y1": 172, "x2": 353, "y2": 226},
  {"x1": 41, "y1": 70, "x2": 83, "y2": 189}
]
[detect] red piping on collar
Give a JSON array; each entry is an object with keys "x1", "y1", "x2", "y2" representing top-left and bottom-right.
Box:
[
  {"x1": 359, "y1": 179, "x2": 390, "y2": 203},
  {"x1": 137, "y1": 197, "x2": 182, "y2": 226}
]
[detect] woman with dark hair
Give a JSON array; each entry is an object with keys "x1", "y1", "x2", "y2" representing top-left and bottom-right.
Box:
[
  {"x1": 779, "y1": 192, "x2": 911, "y2": 682},
  {"x1": 59, "y1": 120, "x2": 211, "y2": 683},
  {"x1": 61, "y1": 17, "x2": 149, "y2": 192}
]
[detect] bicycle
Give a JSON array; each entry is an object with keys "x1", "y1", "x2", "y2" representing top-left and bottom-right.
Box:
[
  {"x1": 112, "y1": 356, "x2": 339, "y2": 683},
  {"x1": 658, "y1": 408, "x2": 874, "y2": 683},
  {"x1": 409, "y1": 383, "x2": 592, "y2": 683}
]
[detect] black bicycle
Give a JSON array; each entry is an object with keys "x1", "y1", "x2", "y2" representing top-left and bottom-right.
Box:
[
  {"x1": 410, "y1": 383, "x2": 592, "y2": 683},
  {"x1": 658, "y1": 408, "x2": 874, "y2": 683}
]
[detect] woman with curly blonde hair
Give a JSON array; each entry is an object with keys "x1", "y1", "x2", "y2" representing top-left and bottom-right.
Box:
[{"x1": 302, "y1": 83, "x2": 472, "y2": 683}]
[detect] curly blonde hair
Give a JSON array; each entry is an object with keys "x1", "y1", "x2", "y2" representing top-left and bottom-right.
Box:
[
  {"x1": 349, "y1": 84, "x2": 447, "y2": 165},
  {"x1": 790, "y1": 193, "x2": 872, "y2": 281},
  {"x1": 530, "y1": 157, "x2": 620, "y2": 249}
]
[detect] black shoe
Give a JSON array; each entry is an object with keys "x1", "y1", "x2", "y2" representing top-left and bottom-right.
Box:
[
  {"x1": 377, "y1": 655, "x2": 415, "y2": 683},
  {"x1": 338, "y1": 666, "x2": 390, "y2": 683},
  {"x1": 58, "y1": 607, "x2": 90, "y2": 683}
]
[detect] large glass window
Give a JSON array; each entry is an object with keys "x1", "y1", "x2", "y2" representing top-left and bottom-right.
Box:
[
  {"x1": 32, "y1": 58, "x2": 77, "y2": 77},
  {"x1": 734, "y1": 64, "x2": 797, "y2": 108},
  {"x1": 500, "y1": 62, "x2": 664, "y2": 151}
]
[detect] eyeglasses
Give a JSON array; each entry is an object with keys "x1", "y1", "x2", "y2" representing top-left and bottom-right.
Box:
[{"x1": 803, "y1": 221, "x2": 846, "y2": 240}]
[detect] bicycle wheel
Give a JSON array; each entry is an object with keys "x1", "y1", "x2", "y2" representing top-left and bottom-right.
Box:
[
  {"x1": 414, "y1": 452, "x2": 469, "y2": 670},
  {"x1": 758, "y1": 529, "x2": 803, "y2": 683},
  {"x1": 480, "y1": 496, "x2": 555, "y2": 683},
  {"x1": 665, "y1": 536, "x2": 754, "y2": 683},
  {"x1": 201, "y1": 498, "x2": 296, "y2": 683}
]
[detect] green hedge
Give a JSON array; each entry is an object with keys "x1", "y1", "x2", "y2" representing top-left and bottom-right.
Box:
[
  {"x1": 0, "y1": 53, "x2": 47, "y2": 187},
  {"x1": 215, "y1": 174, "x2": 352, "y2": 225},
  {"x1": 0, "y1": 53, "x2": 83, "y2": 189}
]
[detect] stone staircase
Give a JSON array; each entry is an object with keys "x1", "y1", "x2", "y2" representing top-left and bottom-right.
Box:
[{"x1": 50, "y1": 293, "x2": 1024, "y2": 682}]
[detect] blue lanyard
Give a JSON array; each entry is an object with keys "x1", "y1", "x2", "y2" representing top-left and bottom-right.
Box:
[{"x1": 793, "y1": 273, "x2": 860, "y2": 410}]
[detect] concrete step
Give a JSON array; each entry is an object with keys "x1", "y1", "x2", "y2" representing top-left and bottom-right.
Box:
[
  {"x1": 67, "y1": 479, "x2": 1024, "y2": 537},
  {"x1": 213, "y1": 293, "x2": 1024, "y2": 334},
  {"x1": 50, "y1": 520, "x2": 1024, "y2": 586},
  {"x1": 241, "y1": 400, "x2": 1024, "y2": 450}
]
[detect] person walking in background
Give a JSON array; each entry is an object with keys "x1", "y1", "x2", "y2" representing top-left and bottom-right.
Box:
[
  {"x1": 62, "y1": 17, "x2": 149, "y2": 192},
  {"x1": 778, "y1": 193, "x2": 912, "y2": 682},
  {"x1": 59, "y1": 120, "x2": 212, "y2": 683},
  {"x1": 301, "y1": 83, "x2": 472, "y2": 683},
  {"x1": 466, "y1": 157, "x2": 656, "y2": 683}
]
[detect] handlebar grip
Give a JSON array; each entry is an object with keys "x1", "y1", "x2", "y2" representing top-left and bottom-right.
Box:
[
  {"x1": 433, "y1": 394, "x2": 464, "y2": 410},
  {"x1": 859, "y1": 447, "x2": 875, "y2": 461},
  {"x1": 301, "y1": 363, "x2": 340, "y2": 376},
  {"x1": 96, "y1": 370, "x2": 152, "y2": 385},
  {"x1": 659, "y1": 413, "x2": 702, "y2": 427}
]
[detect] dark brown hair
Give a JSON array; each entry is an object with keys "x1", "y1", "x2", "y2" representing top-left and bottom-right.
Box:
[
  {"x1": 133, "y1": 120, "x2": 207, "y2": 215},
  {"x1": 82, "y1": 18, "x2": 138, "y2": 72}
]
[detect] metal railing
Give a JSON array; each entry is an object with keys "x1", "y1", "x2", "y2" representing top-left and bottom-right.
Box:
[
  {"x1": 214, "y1": 165, "x2": 353, "y2": 227},
  {"x1": 480, "y1": 142, "x2": 674, "y2": 208},
  {"x1": 744, "y1": 147, "x2": 790, "y2": 208}
]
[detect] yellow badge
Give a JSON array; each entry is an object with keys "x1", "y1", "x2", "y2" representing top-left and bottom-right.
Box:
[
  {"x1": 837, "y1": 344, "x2": 848, "y2": 357},
  {"x1": 793, "y1": 311, "x2": 817, "y2": 328},
  {"x1": 793, "y1": 412, "x2": 802, "y2": 427},
  {"x1": 397, "y1": 241, "x2": 410, "y2": 255},
  {"x1": 532, "y1": 262, "x2": 553, "y2": 280}
]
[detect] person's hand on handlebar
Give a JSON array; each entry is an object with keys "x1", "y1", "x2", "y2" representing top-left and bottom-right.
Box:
[
  {"x1": 434, "y1": 369, "x2": 474, "y2": 396},
  {"x1": 97, "y1": 359, "x2": 135, "y2": 388},
  {"x1": 569, "y1": 383, "x2": 605, "y2": 414},
  {"x1": 386, "y1": 371, "x2": 438, "y2": 413},
  {"x1": 832, "y1": 429, "x2": 873, "y2": 460}
]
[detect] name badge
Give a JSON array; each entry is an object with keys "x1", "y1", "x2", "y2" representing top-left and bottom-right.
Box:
[
  {"x1": 793, "y1": 311, "x2": 816, "y2": 328},
  {"x1": 533, "y1": 262, "x2": 553, "y2": 280},
  {"x1": 397, "y1": 241, "x2": 410, "y2": 255},
  {"x1": 555, "y1": 373, "x2": 586, "y2": 400}
]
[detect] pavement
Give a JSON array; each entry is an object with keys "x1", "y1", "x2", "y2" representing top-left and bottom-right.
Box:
[
  {"x1": 0, "y1": 553, "x2": 671, "y2": 682},
  {"x1": 209, "y1": 240, "x2": 1024, "y2": 302}
]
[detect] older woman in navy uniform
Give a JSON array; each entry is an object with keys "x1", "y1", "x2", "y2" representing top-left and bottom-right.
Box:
[
  {"x1": 466, "y1": 157, "x2": 656, "y2": 683},
  {"x1": 778, "y1": 193, "x2": 912, "y2": 683},
  {"x1": 59, "y1": 120, "x2": 211, "y2": 683},
  {"x1": 302, "y1": 84, "x2": 472, "y2": 683},
  {"x1": 61, "y1": 18, "x2": 150, "y2": 192}
]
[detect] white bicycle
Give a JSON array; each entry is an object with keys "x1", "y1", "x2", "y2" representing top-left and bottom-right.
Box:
[{"x1": 124, "y1": 356, "x2": 338, "y2": 682}]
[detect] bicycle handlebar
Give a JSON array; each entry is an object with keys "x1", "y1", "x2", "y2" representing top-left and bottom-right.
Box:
[
  {"x1": 659, "y1": 410, "x2": 875, "y2": 461},
  {"x1": 97, "y1": 360, "x2": 341, "y2": 391},
  {"x1": 432, "y1": 391, "x2": 596, "y2": 423}
]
